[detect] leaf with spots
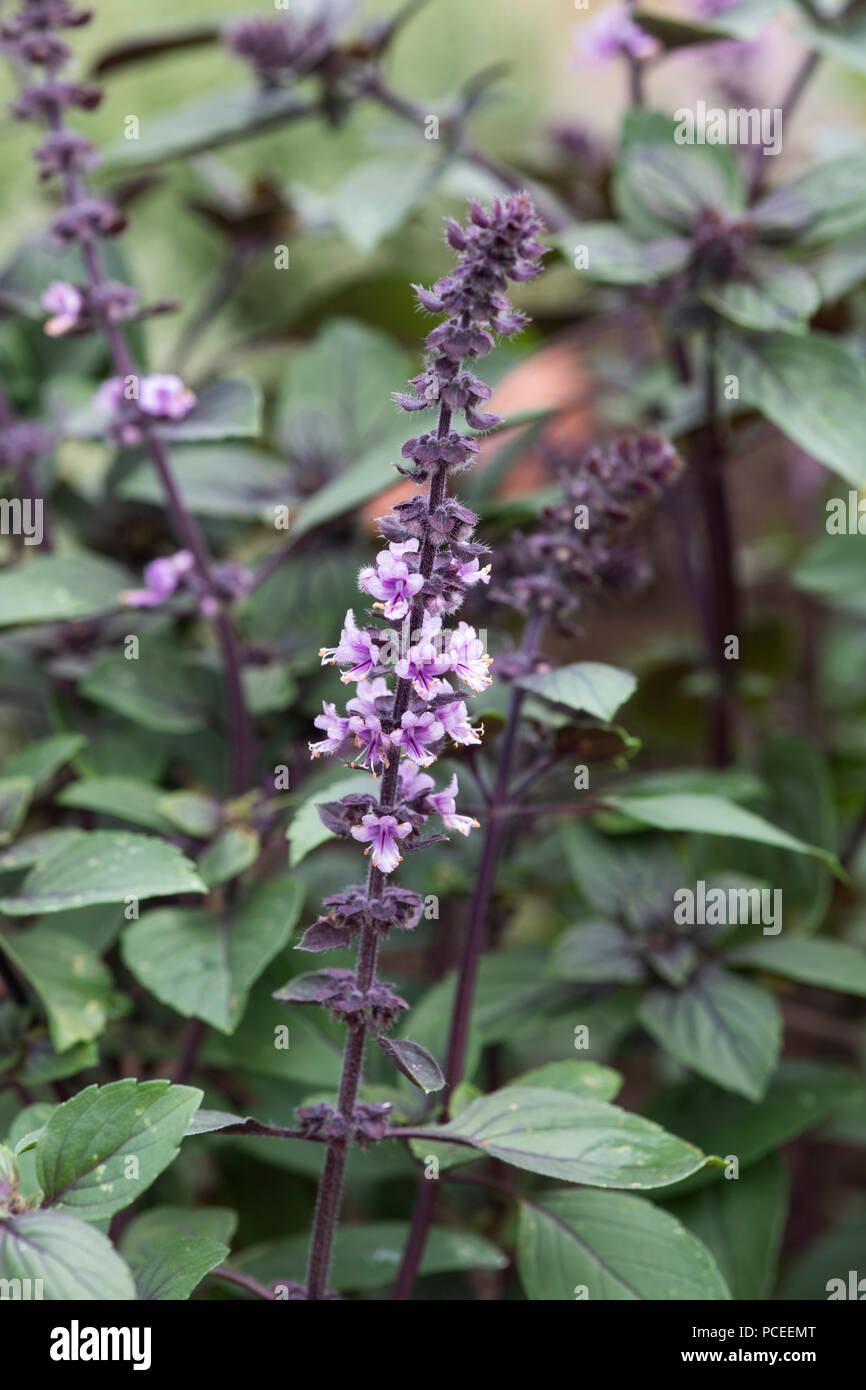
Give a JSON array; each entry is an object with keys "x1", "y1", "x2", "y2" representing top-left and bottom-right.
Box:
[
  {"x1": 36, "y1": 1079, "x2": 203, "y2": 1221},
  {"x1": 423, "y1": 1086, "x2": 715, "y2": 1188},
  {"x1": 0, "y1": 927, "x2": 119, "y2": 1052},
  {"x1": 0, "y1": 830, "x2": 205, "y2": 915}
]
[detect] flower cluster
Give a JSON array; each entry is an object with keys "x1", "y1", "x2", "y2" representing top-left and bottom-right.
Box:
[
  {"x1": 572, "y1": 3, "x2": 659, "y2": 70},
  {"x1": 120, "y1": 548, "x2": 252, "y2": 616},
  {"x1": 5, "y1": 2, "x2": 196, "y2": 447},
  {"x1": 223, "y1": 0, "x2": 353, "y2": 87},
  {"x1": 490, "y1": 433, "x2": 685, "y2": 653},
  {"x1": 306, "y1": 196, "x2": 547, "y2": 883}
]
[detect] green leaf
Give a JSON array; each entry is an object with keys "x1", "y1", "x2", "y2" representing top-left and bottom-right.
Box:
[
  {"x1": 804, "y1": 233, "x2": 866, "y2": 304},
  {"x1": 667, "y1": 1153, "x2": 788, "y2": 1299},
  {"x1": 119, "y1": 1204, "x2": 237, "y2": 1269},
  {"x1": 135, "y1": 1236, "x2": 228, "y2": 1300},
  {"x1": 728, "y1": 936, "x2": 866, "y2": 996},
  {"x1": 504, "y1": 1059, "x2": 624, "y2": 1103},
  {"x1": 0, "y1": 928, "x2": 116, "y2": 1051},
  {"x1": 119, "y1": 443, "x2": 288, "y2": 519},
  {"x1": 617, "y1": 140, "x2": 743, "y2": 237},
  {"x1": 559, "y1": 223, "x2": 689, "y2": 285},
  {"x1": 233, "y1": 1222, "x2": 507, "y2": 1292},
  {"x1": 0, "y1": 828, "x2": 83, "y2": 871},
  {"x1": 57, "y1": 777, "x2": 173, "y2": 832},
  {"x1": 0, "y1": 777, "x2": 33, "y2": 845},
  {"x1": 243, "y1": 662, "x2": 297, "y2": 715},
  {"x1": 122, "y1": 873, "x2": 304, "y2": 1033},
  {"x1": 516, "y1": 662, "x2": 637, "y2": 723},
  {"x1": 752, "y1": 147, "x2": 866, "y2": 244},
  {"x1": 430, "y1": 1086, "x2": 711, "y2": 1188},
  {"x1": 552, "y1": 920, "x2": 646, "y2": 984},
  {"x1": 102, "y1": 86, "x2": 310, "y2": 168},
  {"x1": 328, "y1": 155, "x2": 440, "y2": 254},
  {"x1": 517, "y1": 1189, "x2": 730, "y2": 1300},
  {"x1": 157, "y1": 377, "x2": 262, "y2": 441},
  {"x1": 37, "y1": 1079, "x2": 203, "y2": 1220},
  {"x1": 80, "y1": 652, "x2": 209, "y2": 733},
  {"x1": 276, "y1": 319, "x2": 410, "y2": 463},
  {"x1": 639, "y1": 964, "x2": 782, "y2": 1100},
  {"x1": 0, "y1": 830, "x2": 205, "y2": 915},
  {"x1": 376, "y1": 1036, "x2": 444, "y2": 1093},
  {"x1": 157, "y1": 790, "x2": 221, "y2": 838},
  {"x1": 4, "y1": 734, "x2": 86, "y2": 787},
  {"x1": 0, "y1": 553, "x2": 129, "y2": 628},
  {"x1": 725, "y1": 330, "x2": 866, "y2": 489},
  {"x1": 0, "y1": 1209, "x2": 136, "y2": 1299},
  {"x1": 602, "y1": 791, "x2": 844, "y2": 877},
  {"x1": 703, "y1": 253, "x2": 819, "y2": 333},
  {"x1": 636, "y1": 0, "x2": 782, "y2": 43},
  {"x1": 648, "y1": 1062, "x2": 861, "y2": 1189},
  {"x1": 287, "y1": 770, "x2": 375, "y2": 865},
  {"x1": 715, "y1": 733, "x2": 836, "y2": 934},
  {"x1": 198, "y1": 826, "x2": 259, "y2": 886},
  {"x1": 777, "y1": 1215, "x2": 866, "y2": 1300},
  {"x1": 288, "y1": 429, "x2": 409, "y2": 540}
]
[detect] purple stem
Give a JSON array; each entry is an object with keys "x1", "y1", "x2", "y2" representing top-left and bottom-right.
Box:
[
  {"x1": 391, "y1": 606, "x2": 547, "y2": 1300},
  {"x1": 304, "y1": 402, "x2": 453, "y2": 1301},
  {"x1": 46, "y1": 109, "x2": 253, "y2": 795}
]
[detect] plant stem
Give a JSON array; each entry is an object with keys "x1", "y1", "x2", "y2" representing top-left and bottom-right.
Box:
[
  {"x1": 49, "y1": 113, "x2": 253, "y2": 795},
  {"x1": 695, "y1": 322, "x2": 737, "y2": 766},
  {"x1": 304, "y1": 404, "x2": 452, "y2": 1300},
  {"x1": 391, "y1": 608, "x2": 546, "y2": 1300}
]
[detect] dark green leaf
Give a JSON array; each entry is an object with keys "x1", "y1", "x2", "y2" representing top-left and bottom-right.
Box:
[
  {"x1": 667, "y1": 1153, "x2": 788, "y2": 1299},
  {"x1": 518, "y1": 1189, "x2": 730, "y2": 1300},
  {"x1": 135, "y1": 1236, "x2": 228, "y2": 1300},
  {"x1": 377, "y1": 1036, "x2": 444, "y2": 1093},
  {"x1": 603, "y1": 791, "x2": 844, "y2": 876},
  {"x1": 728, "y1": 935, "x2": 866, "y2": 995},
  {"x1": 80, "y1": 652, "x2": 209, "y2": 734},
  {"x1": 639, "y1": 964, "x2": 782, "y2": 1100},
  {"x1": 725, "y1": 330, "x2": 866, "y2": 489}
]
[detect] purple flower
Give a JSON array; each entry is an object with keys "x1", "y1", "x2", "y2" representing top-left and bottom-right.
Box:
[
  {"x1": 41, "y1": 279, "x2": 83, "y2": 335},
  {"x1": 425, "y1": 773, "x2": 478, "y2": 837},
  {"x1": 395, "y1": 615, "x2": 451, "y2": 699},
  {"x1": 320, "y1": 609, "x2": 381, "y2": 682},
  {"x1": 397, "y1": 761, "x2": 436, "y2": 802},
  {"x1": 572, "y1": 4, "x2": 660, "y2": 69},
  {"x1": 438, "y1": 699, "x2": 482, "y2": 746},
  {"x1": 310, "y1": 702, "x2": 351, "y2": 758},
  {"x1": 345, "y1": 676, "x2": 390, "y2": 716},
  {"x1": 448, "y1": 621, "x2": 492, "y2": 693},
  {"x1": 457, "y1": 557, "x2": 491, "y2": 588},
  {"x1": 390, "y1": 710, "x2": 444, "y2": 767},
  {"x1": 358, "y1": 538, "x2": 423, "y2": 621},
  {"x1": 347, "y1": 714, "x2": 390, "y2": 775},
  {"x1": 350, "y1": 813, "x2": 413, "y2": 873},
  {"x1": 120, "y1": 549, "x2": 195, "y2": 608},
  {"x1": 94, "y1": 372, "x2": 196, "y2": 423},
  {"x1": 138, "y1": 373, "x2": 196, "y2": 420}
]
